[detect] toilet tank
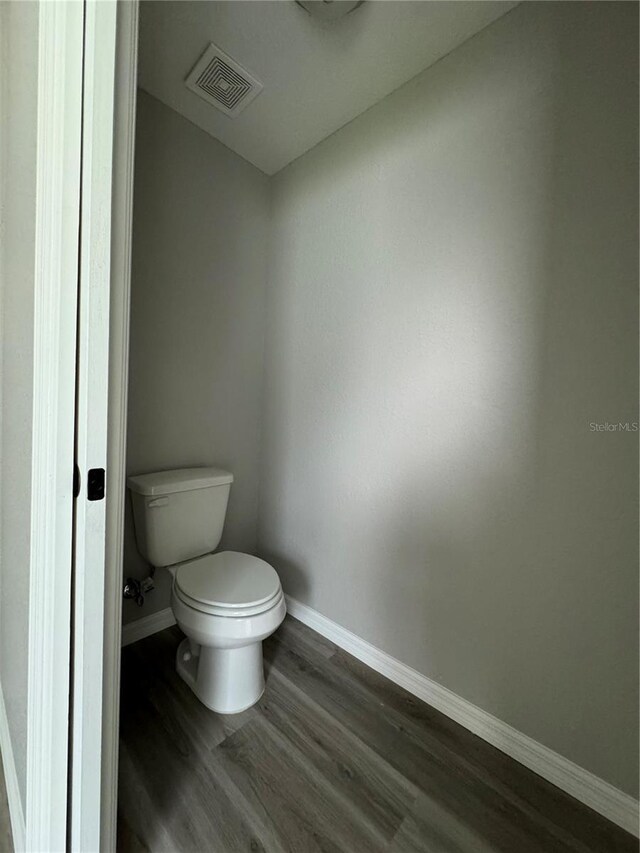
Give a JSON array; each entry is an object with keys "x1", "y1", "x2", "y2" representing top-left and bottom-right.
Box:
[{"x1": 127, "y1": 467, "x2": 233, "y2": 568}]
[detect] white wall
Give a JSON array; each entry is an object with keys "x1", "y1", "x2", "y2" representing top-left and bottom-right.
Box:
[
  {"x1": 0, "y1": 0, "x2": 39, "y2": 810},
  {"x1": 260, "y1": 2, "x2": 638, "y2": 797},
  {"x1": 124, "y1": 92, "x2": 270, "y2": 623}
]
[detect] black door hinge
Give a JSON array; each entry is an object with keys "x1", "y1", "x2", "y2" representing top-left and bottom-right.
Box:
[
  {"x1": 87, "y1": 468, "x2": 106, "y2": 501},
  {"x1": 73, "y1": 464, "x2": 81, "y2": 499}
]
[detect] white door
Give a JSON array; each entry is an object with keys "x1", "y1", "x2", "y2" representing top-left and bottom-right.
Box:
[
  {"x1": 25, "y1": 1, "x2": 120, "y2": 850},
  {"x1": 69, "y1": 2, "x2": 118, "y2": 850},
  {"x1": 26, "y1": 2, "x2": 84, "y2": 850}
]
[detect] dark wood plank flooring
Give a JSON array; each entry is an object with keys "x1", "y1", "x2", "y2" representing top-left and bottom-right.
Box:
[
  {"x1": 0, "y1": 752, "x2": 13, "y2": 853},
  {"x1": 117, "y1": 617, "x2": 636, "y2": 853}
]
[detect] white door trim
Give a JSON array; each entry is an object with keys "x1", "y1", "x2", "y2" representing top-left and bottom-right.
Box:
[
  {"x1": 26, "y1": 2, "x2": 84, "y2": 850},
  {"x1": 100, "y1": 0, "x2": 138, "y2": 850},
  {"x1": 69, "y1": 2, "x2": 118, "y2": 850},
  {"x1": 100, "y1": 2, "x2": 139, "y2": 849}
]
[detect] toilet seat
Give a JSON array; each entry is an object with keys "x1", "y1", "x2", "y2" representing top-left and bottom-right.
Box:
[
  {"x1": 174, "y1": 551, "x2": 283, "y2": 618},
  {"x1": 174, "y1": 585, "x2": 283, "y2": 618}
]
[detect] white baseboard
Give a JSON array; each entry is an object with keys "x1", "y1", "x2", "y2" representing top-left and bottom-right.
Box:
[
  {"x1": 285, "y1": 595, "x2": 639, "y2": 837},
  {"x1": 0, "y1": 682, "x2": 26, "y2": 851},
  {"x1": 121, "y1": 607, "x2": 176, "y2": 647}
]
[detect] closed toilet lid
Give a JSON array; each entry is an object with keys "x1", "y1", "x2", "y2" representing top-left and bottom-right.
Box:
[{"x1": 175, "y1": 551, "x2": 281, "y2": 611}]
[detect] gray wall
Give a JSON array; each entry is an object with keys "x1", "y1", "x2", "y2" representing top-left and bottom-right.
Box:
[
  {"x1": 0, "y1": 0, "x2": 39, "y2": 810},
  {"x1": 259, "y1": 2, "x2": 638, "y2": 796},
  {"x1": 124, "y1": 92, "x2": 270, "y2": 623}
]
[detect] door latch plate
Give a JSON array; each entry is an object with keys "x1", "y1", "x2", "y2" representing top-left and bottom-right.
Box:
[{"x1": 87, "y1": 468, "x2": 105, "y2": 501}]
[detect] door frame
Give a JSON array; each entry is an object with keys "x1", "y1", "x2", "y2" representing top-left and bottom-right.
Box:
[
  {"x1": 69, "y1": 0, "x2": 118, "y2": 849},
  {"x1": 100, "y1": 1, "x2": 139, "y2": 849}
]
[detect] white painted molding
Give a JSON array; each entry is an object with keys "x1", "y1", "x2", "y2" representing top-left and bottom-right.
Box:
[
  {"x1": 0, "y1": 683, "x2": 26, "y2": 852},
  {"x1": 27, "y1": 3, "x2": 84, "y2": 851},
  {"x1": 285, "y1": 595, "x2": 639, "y2": 837},
  {"x1": 101, "y1": 2, "x2": 139, "y2": 850},
  {"x1": 121, "y1": 608, "x2": 177, "y2": 648},
  {"x1": 69, "y1": 2, "x2": 118, "y2": 850}
]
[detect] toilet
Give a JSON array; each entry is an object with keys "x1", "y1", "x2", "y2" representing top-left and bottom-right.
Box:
[{"x1": 127, "y1": 467, "x2": 286, "y2": 714}]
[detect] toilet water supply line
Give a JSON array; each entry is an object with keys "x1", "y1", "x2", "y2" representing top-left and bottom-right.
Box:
[{"x1": 123, "y1": 565, "x2": 155, "y2": 607}]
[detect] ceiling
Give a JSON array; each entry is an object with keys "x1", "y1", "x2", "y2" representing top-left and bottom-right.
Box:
[{"x1": 138, "y1": 1, "x2": 517, "y2": 175}]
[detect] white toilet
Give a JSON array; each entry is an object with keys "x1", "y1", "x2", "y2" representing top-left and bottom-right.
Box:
[{"x1": 127, "y1": 467, "x2": 286, "y2": 714}]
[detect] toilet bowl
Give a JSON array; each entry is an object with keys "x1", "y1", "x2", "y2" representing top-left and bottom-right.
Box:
[
  {"x1": 127, "y1": 467, "x2": 285, "y2": 714},
  {"x1": 169, "y1": 551, "x2": 286, "y2": 713}
]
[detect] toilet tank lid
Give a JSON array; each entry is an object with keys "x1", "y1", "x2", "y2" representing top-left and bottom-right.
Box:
[{"x1": 127, "y1": 467, "x2": 233, "y2": 496}]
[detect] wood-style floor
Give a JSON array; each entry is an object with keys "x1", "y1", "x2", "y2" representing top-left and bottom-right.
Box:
[
  {"x1": 0, "y1": 750, "x2": 12, "y2": 853},
  {"x1": 117, "y1": 618, "x2": 636, "y2": 853}
]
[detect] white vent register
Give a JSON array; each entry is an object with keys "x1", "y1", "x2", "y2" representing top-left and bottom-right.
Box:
[{"x1": 185, "y1": 43, "x2": 263, "y2": 118}]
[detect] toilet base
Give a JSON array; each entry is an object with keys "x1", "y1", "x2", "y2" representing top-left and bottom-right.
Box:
[{"x1": 175, "y1": 636, "x2": 265, "y2": 714}]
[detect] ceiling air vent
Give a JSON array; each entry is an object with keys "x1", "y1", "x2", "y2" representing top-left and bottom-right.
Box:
[{"x1": 185, "y1": 43, "x2": 263, "y2": 118}]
